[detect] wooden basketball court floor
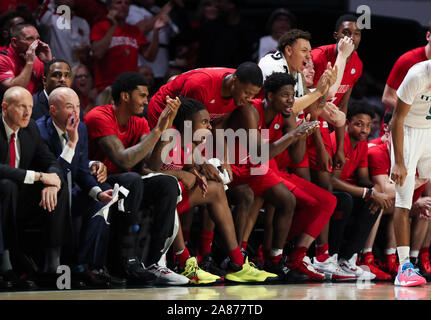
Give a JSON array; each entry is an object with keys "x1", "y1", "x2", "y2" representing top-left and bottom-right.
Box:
[{"x1": 1, "y1": 281, "x2": 431, "y2": 300}]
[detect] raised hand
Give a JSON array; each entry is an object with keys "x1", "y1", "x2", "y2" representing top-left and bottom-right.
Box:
[
  {"x1": 337, "y1": 36, "x2": 355, "y2": 59},
  {"x1": 292, "y1": 114, "x2": 320, "y2": 139},
  {"x1": 65, "y1": 111, "x2": 80, "y2": 148},
  {"x1": 35, "y1": 40, "x2": 52, "y2": 63},
  {"x1": 24, "y1": 40, "x2": 38, "y2": 64}
]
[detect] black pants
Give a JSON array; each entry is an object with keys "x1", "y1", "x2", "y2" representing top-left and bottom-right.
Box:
[
  {"x1": 0, "y1": 178, "x2": 70, "y2": 252},
  {"x1": 106, "y1": 173, "x2": 178, "y2": 268},
  {"x1": 71, "y1": 184, "x2": 111, "y2": 269},
  {"x1": 140, "y1": 174, "x2": 178, "y2": 266},
  {"x1": 329, "y1": 191, "x2": 380, "y2": 260}
]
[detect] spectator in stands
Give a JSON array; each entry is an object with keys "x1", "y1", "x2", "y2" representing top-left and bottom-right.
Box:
[
  {"x1": 126, "y1": 0, "x2": 180, "y2": 88},
  {"x1": 38, "y1": 0, "x2": 91, "y2": 67},
  {"x1": 257, "y1": 8, "x2": 295, "y2": 61},
  {"x1": 0, "y1": 23, "x2": 52, "y2": 94},
  {"x1": 71, "y1": 63, "x2": 97, "y2": 115},
  {"x1": 90, "y1": 0, "x2": 166, "y2": 94}
]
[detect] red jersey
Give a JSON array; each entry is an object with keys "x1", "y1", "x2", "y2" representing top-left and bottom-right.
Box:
[
  {"x1": 312, "y1": 44, "x2": 363, "y2": 106},
  {"x1": 90, "y1": 21, "x2": 148, "y2": 92},
  {"x1": 84, "y1": 105, "x2": 150, "y2": 174},
  {"x1": 331, "y1": 130, "x2": 368, "y2": 184},
  {"x1": 0, "y1": 45, "x2": 44, "y2": 94},
  {"x1": 386, "y1": 46, "x2": 428, "y2": 90},
  {"x1": 147, "y1": 68, "x2": 236, "y2": 129},
  {"x1": 252, "y1": 99, "x2": 297, "y2": 169},
  {"x1": 368, "y1": 136, "x2": 384, "y2": 148},
  {"x1": 368, "y1": 143, "x2": 390, "y2": 177}
]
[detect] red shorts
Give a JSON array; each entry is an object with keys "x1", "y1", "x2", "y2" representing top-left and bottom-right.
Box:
[
  {"x1": 230, "y1": 160, "x2": 296, "y2": 196},
  {"x1": 177, "y1": 181, "x2": 191, "y2": 214},
  {"x1": 413, "y1": 183, "x2": 427, "y2": 204}
]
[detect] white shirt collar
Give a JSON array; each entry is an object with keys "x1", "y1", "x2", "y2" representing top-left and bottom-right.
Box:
[
  {"x1": 2, "y1": 116, "x2": 19, "y2": 140},
  {"x1": 52, "y1": 119, "x2": 67, "y2": 142},
  {"x1": 44, "y1": 89, "x2": 49, "y2": 101}
]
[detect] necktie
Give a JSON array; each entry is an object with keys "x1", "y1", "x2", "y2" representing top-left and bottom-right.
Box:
[
  {"x1": 62, "y1": 132, "x2": 73, "y2": 214},
  {"x1": 9, "y1": 133, "x2": 16, "y2": 167},
  {"x1": 62, "y1": 133, "x2": 69, "y2": 145}
]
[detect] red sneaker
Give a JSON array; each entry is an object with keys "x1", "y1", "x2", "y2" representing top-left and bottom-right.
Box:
[
  {"x1": 358, "y1": 252, "x2": 392, "y2": 281},
  {"x1": 287, "y1": 253, "x2": 325, "y2": 282},
  {"x1": 379, "y1": 254, "x2": 399, "y2": 279}
]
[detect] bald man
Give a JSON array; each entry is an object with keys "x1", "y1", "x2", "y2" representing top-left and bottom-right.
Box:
[
  {"x1": 36, "y1": 87, "x2": 122, "y2": 288},
  {"x1": 0, "y1": 86, "x2": 69, "y2": 290}
]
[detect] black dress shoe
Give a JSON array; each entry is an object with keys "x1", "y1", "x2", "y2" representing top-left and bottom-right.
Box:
[
  {"x1": 2, "y1": 270, "x2": 38, "y2": 290},
  {"x1": 96, "y1": 267, "x2": 127, "y2": 288},
  {"x1": 77, "y1": 269, "x2": 111, "y2": 288}
]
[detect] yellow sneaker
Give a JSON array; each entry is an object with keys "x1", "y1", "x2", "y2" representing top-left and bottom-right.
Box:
[
  {"x1": 181, "y1": 257, "x2": 221, "y2": 285},
  {"x1": 225, "y1": 257, "x2": 278, "y2": 283}
]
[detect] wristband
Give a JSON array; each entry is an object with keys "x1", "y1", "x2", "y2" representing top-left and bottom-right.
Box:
[
  {"x1": 364, "y1": 188, "x2": 374, "y2": 200},
  {"x1": 362, "y1": 187, "x2": 367, "y2": 199}
]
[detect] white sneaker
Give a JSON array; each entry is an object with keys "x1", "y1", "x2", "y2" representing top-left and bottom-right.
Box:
[
  {"x1": 313, "y1": 254, "x2": 356, "y2": 281},
  {"x1": 339, "y1": 253, "x2": 376, "y2": 280},
  {"x1": 146, "y1": 264, "x2": 190, "y2": 285}
]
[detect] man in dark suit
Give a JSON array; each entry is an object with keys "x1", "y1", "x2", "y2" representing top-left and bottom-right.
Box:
[
  {"x1": 0, "y1": 86, "x2": 69, "y2": 290},
  {"x1": 31, "y1": 59, "x2": 73, "y2": 121},
  {"x1": 37, "y1": 87, "x2": 123, "y2": 288}
]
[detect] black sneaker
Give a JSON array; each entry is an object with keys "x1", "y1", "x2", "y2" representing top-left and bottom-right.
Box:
[
  {"x1": 264, "y1": 256, "x2": 308, "y2": 283},
  {"x1": 123, "y1": 257, "x2": 156, "y2": 286},
  {"x1": 199, "y1": 253, "x2": 227, "y2": 277}
]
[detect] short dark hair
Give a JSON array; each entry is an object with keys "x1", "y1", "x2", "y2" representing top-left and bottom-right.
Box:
[
  {"x1": 383, "y1": 109, "x2": 393, "y2": 125},
  {"x1": 44, "y1": 59, "x2": 71, "y2": 76},
  {"x1": 173, "y1": 97, "x2": 206, "y2": 134},
  {"x1": 9, "y1": 22, "x2": 35, "y2": 39},
  {"x1": 233, "y1": 62, "x2": 263, "y2": 87},
  {"x1": 263, "y1": 72, "x2": 296, "y2": 98},
  {"x1": 277, "y1": 29, "x2": 311, "y2": 53},
  {"x1": 335, "y1": 14, "x2": 358, "y2": 32},
  {"x1": 111, "y1": 72, "x2": 148, "y2": 104},
  {"x1": 347, "y1": 101, "x2": 375, "y2": 120}
]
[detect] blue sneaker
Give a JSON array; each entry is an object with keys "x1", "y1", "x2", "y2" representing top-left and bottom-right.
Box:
[{"x1": 394, "y1": 262, "x2": 426, "y2": 287}]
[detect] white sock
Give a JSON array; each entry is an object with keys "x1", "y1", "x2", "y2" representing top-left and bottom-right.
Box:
[
  {"x1": 175, "y1": 249, "x2": 184, "y2": 256},
  {"x1": 362, "y1": 248, "x2": 372, "y2": 254},
  {"x1": 410, "y1": 250, "x2": 419, "y2": 258},
  {"x1": 385, "y1": 248, "x2": 396, "y2": 255},
  {"x1": 270, "y1": 248, "x2": 283, "y2": 257},
  {"x1": 397, "y1": 246, "x2": 410, "y2": 265}
]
